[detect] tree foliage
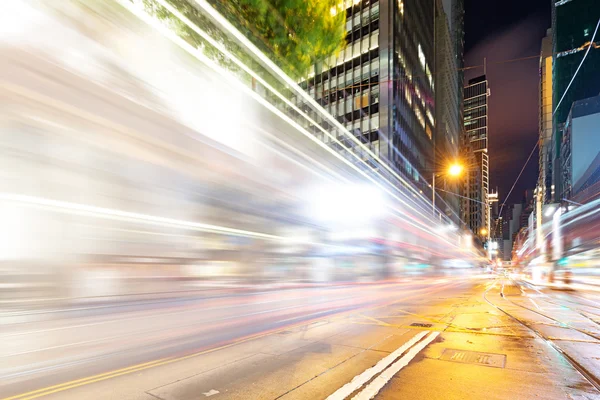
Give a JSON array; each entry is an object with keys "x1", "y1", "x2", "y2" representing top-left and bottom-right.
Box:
[
  {"x1": 213, "y1": 0, "x2": 347, "y2": 78},
  {"x1": 137, "y1": 0, "x2": 346, "y2": 81}
]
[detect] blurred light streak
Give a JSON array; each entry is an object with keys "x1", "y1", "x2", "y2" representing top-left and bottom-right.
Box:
[
  {"x1": 163, "y1": 0, "x2": 443, "y2": 218},
  {"x1": 251, "y1": 124, "x2": 348, "y2": 183},
  {"x1": 116, "y1": 0, "x2": 456, "y2": 239},
  {"x1": 0, "y1": 193, "x2": 280, "y2": 240},
  {"x1": 150, "y1": 0, "x2": 350, "y2": 158}
]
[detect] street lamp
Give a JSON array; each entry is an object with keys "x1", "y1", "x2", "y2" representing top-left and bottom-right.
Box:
[
  {"x1": 432, "y1": 163, "x2": 464, "y2": 218},
  {"x1": 448, "y1": 164, "x2": 464, "y2": 177},
  {"x1": 480, "y1": 228, "x2": 488, "y2": 236}
]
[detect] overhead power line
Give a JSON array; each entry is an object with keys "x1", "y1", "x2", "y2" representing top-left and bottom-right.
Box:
[{"x1": 494, "y1": 17, "x2": 600, "y2": 242}]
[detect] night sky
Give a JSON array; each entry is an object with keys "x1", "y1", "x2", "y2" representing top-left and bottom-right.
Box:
[{"x1": 464, "y1": 0, "x2": 551, "y2": 205}]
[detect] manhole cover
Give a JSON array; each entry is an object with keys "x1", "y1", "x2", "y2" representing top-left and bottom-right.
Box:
[
  {"x1": 440, "y1": 349, "x2": 506, "y2": 368},
  {"x1": 410, "y1": 323, "x2": 433, "y2": 328}
]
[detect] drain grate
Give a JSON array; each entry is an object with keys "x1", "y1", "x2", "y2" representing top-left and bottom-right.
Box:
[
  {"x1": 410, "y1": 322, "x2": 433, "y2": 328},
  {"x1": 440, "y1": 349, "x2": 506, "y2": 368}
]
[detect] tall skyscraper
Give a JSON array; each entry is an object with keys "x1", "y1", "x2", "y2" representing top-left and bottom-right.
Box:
[
  {"x1": 463, "y1": 75, "x2": 489, "y2": 239},
  {"x1": 460, "y1": 137, "x2": 482, "y2": 236},
  {"x1": 538, "y1": 29, "x2": 553, "y2": 204},
  {"x1": 551, "y1": 0, "x2": 600, "y2": 200},
  {"x1": 435, "y1": 0, "x2": 463, "y2": 221},
  {"x1": 298, "y1": 0, "x2": 436, "y2": 188}
]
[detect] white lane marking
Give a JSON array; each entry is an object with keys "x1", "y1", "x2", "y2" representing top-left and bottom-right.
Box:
[
  {"x1": 353, "y1": 331, "x2": 439, "y2": 400},
  {"x1": 325, "y1": 331, "x2": 428, "y2": 400},
  {"x1": 203, "y1": 389, "x2": 220, "y2": 397}
]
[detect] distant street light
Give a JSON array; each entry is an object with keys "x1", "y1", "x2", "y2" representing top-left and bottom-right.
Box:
[{"x1": 480, "y1": 228, "x2": 488, "y2": 236}]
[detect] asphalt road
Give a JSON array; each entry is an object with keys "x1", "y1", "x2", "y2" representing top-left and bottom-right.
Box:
[{"x1": 2, "y1": 273, "x2": 600, "y2": 400}]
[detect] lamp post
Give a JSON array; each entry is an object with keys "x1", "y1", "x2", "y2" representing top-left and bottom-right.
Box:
[{"x1": 431, "y1": 163, "x2": 464, "y2": 218}]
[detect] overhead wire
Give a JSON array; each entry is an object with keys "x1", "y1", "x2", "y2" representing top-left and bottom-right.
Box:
[{"x1": 493, "y1": 17, "x2": 600, "y2": 244}]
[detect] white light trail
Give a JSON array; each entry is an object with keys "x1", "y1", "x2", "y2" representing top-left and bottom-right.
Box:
[
  {"x1": 187, "y1": 0, "x2": 435, "y2": 207},
  {"x1": 110, "y1": 0, "x2": 477, "y2": 256},
  {"x1": 0, "y1": 193, "x2": 280, "y2": 240},
  {"x1": 114, "y1": 0, "x2": 447, "y2": 236}
]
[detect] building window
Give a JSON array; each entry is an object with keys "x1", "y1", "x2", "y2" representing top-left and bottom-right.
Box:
[
  {"x1": 426, "y1": 109, "x2": 434, "y2": 126},
  {"x1": 418, "y1": 44, "x2": 426, "y2": 70},
  {"x1": 404, "y1": 84, "x2": 412, "y2": 106},
  {"x1": 415, "y1": 107, "x2": 425, "y2": 130}
]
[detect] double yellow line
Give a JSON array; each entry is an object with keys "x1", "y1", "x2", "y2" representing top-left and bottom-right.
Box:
[
  {"x1": 3, "y1": 309, "x2": 334, "y2": 400},
  {"x1": 3, "y1": 358, "x2": 170, "y2": 400}
]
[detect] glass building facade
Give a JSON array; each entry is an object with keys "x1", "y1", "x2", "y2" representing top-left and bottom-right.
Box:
[
  {"x1": 435, "y1": 0, "x2": 463, "y2": 222},
  {"x1": 298, "y1": 0, "x2": 436, "y2": 187},
  {"x1": 463, "y1": 75, "x2": 489, "y2": 238},
  {"x1": 551, "y1": 0, "x2": 600, "y2": 201},
  {"x1": 538, "y1": 29, "x2": 553, "y2": 205}
]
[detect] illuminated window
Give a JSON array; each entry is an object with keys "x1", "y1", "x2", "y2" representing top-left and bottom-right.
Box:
[
  {"x1": 418, "y1": 44, "x2": 426, "y2": 70},
  {"x1": 426, "y1": 109, "x2": 434, "y2": 125},
  {"x1": 404, "y1": 84, "x2": 412, "y2": 105},
  {"x1": 415, "y1": 107, "x2": 425, "y2": 129},
  {"x1": 418, "y1": 44, "x2": 434, "y2": 87},
  {"x1": 398, "y1": 0, "x2": 404, "y2": 15}
]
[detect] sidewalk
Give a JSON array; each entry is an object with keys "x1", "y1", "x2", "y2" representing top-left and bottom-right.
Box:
[{"x1": 520, "y1": 277, "x2": 600, "y2": 293}]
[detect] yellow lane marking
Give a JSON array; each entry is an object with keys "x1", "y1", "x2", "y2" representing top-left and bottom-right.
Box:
[
  {"x1": 4, "y1": 281, "x2": 460, "y2": 399},
  {"x1": 2, "y1": 358, "x2": 170, "y2": 400},
  {"x1": 358, "y1": 315, "x2": 393, "y2": 326}
]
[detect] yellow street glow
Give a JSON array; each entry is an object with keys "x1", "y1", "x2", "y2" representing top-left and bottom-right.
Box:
[{"x1": 448, "y1": 164, "x2": 464, "y2": 177}]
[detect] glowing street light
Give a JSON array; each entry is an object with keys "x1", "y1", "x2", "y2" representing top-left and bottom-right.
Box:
[
  {"x1": 480, "y1": 228, "x2": 488, "y2": 236},
  {"x1": 448, "y1": 163, "x2": 464, "y2": 177}
]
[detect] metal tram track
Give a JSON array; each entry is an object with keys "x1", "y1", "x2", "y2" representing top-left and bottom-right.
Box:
[
  {"x1": 531, "y1": 296, "x2": 600, "y2": 329},
  {"x1": 502, "y1": 282, "x2": 600, "y2": 342},
  {"x1": 519, "y1": 280, "x2": 600, "y2": 312},
  {"x1": 483, "y1": 280, "x2": 600, "y2": 393},
  {"x1": 517, "y1": 280, "x2": 600, "y2": 328}
]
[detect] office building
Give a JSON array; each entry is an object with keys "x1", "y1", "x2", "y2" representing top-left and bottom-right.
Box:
[
  {"x1": 298, "y1": 0, "x2": 436, "y2": 189},
  {"x1": 551, "y1": 0, "x2": 600, "y2": 199},
  {"x1": 560, "y1": 94, "x2": 600, "y2": 203},
  {"x1": 463, "y1": 75, "x2": 489, "y2": 239},
  {"x1": 460, "y1": 137, "x2": 482, "y2": 235},
  {"x1": 538, "y1": 29, "x2": 553, "y2": 204},
  {"x1": 435, "y1": 0, "x2": 463, "y2": 221}
]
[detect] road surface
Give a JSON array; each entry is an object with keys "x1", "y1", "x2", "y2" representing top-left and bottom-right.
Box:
[{"x1": 2, "y1": 273, "x2": 600, "y2": 399}]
